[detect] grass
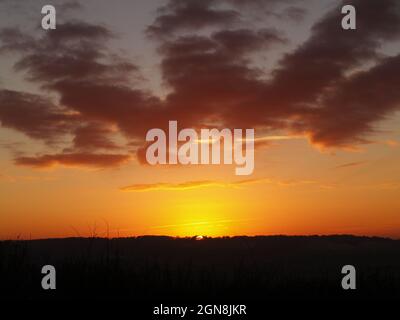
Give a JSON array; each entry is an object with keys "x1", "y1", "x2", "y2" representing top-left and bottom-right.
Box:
[{"x1": 1, "y1": 235, "x2": 400, "y2": 300}]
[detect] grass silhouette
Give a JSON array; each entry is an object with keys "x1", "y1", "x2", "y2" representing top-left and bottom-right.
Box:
[{"x1": 1, "y1": 235, "x2": 400, "y2": 300}]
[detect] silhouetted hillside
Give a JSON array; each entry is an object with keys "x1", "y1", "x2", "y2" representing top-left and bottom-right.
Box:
[{"x1": 1, "y1": 235, "x2": 400, "y2": 300}]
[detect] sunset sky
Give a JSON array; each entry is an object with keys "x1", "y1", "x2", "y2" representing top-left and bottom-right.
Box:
[{"x1": 0, "y1": 0, "x2": 400, "y2": 239}]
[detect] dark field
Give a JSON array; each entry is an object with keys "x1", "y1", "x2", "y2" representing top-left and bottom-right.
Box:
[{"x1": 1, "y1": 235, "x2": 400, "y2": 301}]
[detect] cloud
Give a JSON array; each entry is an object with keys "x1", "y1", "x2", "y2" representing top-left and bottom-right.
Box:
[
  {"x1": 7, "y1": 23, "x2": 130, "y2": 84},
  {"x1": 148, "y1": 0, "x2": 400, "y2": 148},
  {"x1": 120, "y1": 178, "x2": 267, "y2": 192},
  {"x1": 384, "y1": 140, "x2": 399, "y2": 148},
  {"x1": 1, "y1": 0, "x2": 400, "y2": 170},
  {"x1": 121, "y1": 180, "x2": 233, "y2": 192},
  {"x1": 250, "y1": 135, "x2": 304, "y2": 149},
  {"x1": 304, "y1": 54, "x2": 400, "y2": 147},
  {"x1": 334, "y1": 161, "x2": 367, "y2": 169},
  {"x1": 0, "y1": 89, "x2": 78, "y2": 144},
  {"x1": 150, "y1": 217, "x2": 257, "y2": 230},
  {"x1": 146, "y1": 0, "x2": 240, "y2": 38},
  {"x1": 0, "y1": 21, "x2": 145, "y2": 161},
  {"x1": 146, "y1": 0, "x2": 305, "y2": 39},
  {"x1": 156, "y1": 28, "x2": 286, "y2": 130},
  {"x1": 69, "y1": 122, "x2": 120, "y2": 152},
  {"x1": 120, "y1": 177, "x2": 317, "y2": 192},
  {"x1": 14, "y1": 152, "x2": 131, "y2": 169},
  {"x1": 281, "y1": 6, "x2": 307, "y2": 22}
]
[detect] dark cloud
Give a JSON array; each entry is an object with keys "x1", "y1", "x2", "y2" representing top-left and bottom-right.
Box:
[
  {"x1": 46, "y1": 21, "x2": 111, "y2": 41},
  {"x1": 212, "y1": 28, "x2": 286, "y2": 55},
  {"x1": 0, "y1": 89, "x2": 78, "y2": 143},
  {"x1": 69, "y1": 122, "x2": 120, "y2": 151},
  {"x1": 1, "y1": 0, "x2": 400, "y2": 170},
  {"x1": 7, "y1": 22, "x2": 132, "y2": 84},
  {"x1": 0, "y1": 22, "x2": 141, "y2": 167},
  {"x1": 334, "y1": 161, "x2": 367, "y2": 169},
  {"x1": 147, "y1": 0, "x2": 400, "y2": 146},
  {"x1": 157, "y1": 28, "x2": 285, "y2": 130},
  {"x1": 0, "y1": 28, "x2": 36, "y2": 53},
  {"x1": 281, "y1": 6, "x2": 307, "y2": 22},
  {"x1": 306, "y1": 54, "x2": 400, "y2": 147},
  {"x1": 14, "y1": 152, "x2": 131, "y2": 169},
  {"x1": 135, "y1": 141, "x2": 153, "y2": 165},
  {"x1": 146, "y1": 0, "x2": 305, "y2": 38},
  {"x1": 0, "y1": 22, "x2": 143, "y2": 146},
  {"x1": 267, "y1": 0, "x2": 400, "y2": 110},
  {"x1": 146, "y1": 0, "x2": 239, "y2": 38}
]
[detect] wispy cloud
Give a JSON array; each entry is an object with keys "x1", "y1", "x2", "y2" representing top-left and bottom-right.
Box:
[
  {"x1": 368, "y1": 182, "x2": 400, "y2": 190},
  {"x1": 120, "y1": 178, "x2": 319, "y2": 192},
  {"x1": 150, "y1": 218, "x2": 257, "y2": 230},
  {"x1": 120, "y1": 180, "x2": 254, "y2": 192},
  {"x1": 15, "y1": 152, "x2": 131, "y2": 169},
  {"x1": 252, "y1": 135, "x2": 304, "y2": 142},
  {"x1": 334, "y1": 161, "x2": 367, "y2": 169},
  {"x1": 384, "y1": 140, "x2": 399, "y2": 148}
]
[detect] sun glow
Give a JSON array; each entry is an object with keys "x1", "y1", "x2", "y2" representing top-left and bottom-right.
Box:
[{"x1": 153, "y1": 199, "x2": 232, "y2": 237}]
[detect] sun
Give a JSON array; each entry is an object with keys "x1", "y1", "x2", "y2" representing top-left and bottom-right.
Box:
[{"x1": 164, "y1": 197, "x2": 230, "y2": 236}]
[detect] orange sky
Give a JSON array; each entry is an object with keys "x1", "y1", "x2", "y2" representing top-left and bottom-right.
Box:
[
  {"x1": 1, "y1": 0, "x2": 400, "y2": 239},
  {"x1": 1, "y1": 132, "x2": 399, "y2": 239}
]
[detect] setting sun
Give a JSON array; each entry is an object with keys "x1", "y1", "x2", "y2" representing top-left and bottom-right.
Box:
[
  {"x1": 1, "y1": 0, "x2": 400, "y2": 306},
  {"x1": 0, "y1": 0, "x2": 399, "y2": 241}
]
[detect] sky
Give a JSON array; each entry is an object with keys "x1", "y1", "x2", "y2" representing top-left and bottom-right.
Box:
[{"x1": 0, "y1": 0, "x2": 400, "y2": 239}]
